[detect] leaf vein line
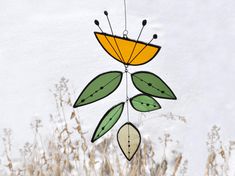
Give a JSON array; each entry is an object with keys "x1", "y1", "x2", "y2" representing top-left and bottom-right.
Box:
[
  {"x1": 134, "y1": 75, "x2": 172, "y2": 97},
  {"x1": 97, "y1": 105, "x2": 122, "y2": 137},
  {"x1": 83, "y1": 74, "x2": 121, "y2": 101}
]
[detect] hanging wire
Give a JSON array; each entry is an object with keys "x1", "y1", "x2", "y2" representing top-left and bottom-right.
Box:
[
  {"x1": 125, "y1": 65, "x2": 130, "y2": 158},
  {"x1": 125, "y1": 66, "x2": 130, "y2": 122},
  {"x1": 123, "y1": 0, "x2": 128, "y2": 37},
  {"x1": 123, "y1": 0, "x2": 130, "y2": 157}
]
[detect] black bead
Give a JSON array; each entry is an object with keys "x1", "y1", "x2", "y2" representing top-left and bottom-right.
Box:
[
  {"x1": 104, "y1": 11, "x2": 108, "y2": 16},
  {"x1": 142, "y1": 19, "x2": 147, "y2": 26},
  {"x1": 94, "y1": 20, "x2": 99, "y2": 26},
  {"x1": 153, "y1": 34, "x2": 158, "y2": 39}
]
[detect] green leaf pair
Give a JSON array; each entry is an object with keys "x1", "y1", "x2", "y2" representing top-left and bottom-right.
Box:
[
  {"x1": 129, "y1": 71, "x2": 177, "y2": 112},
  {"x1": 73, "y1": 71, "x2": 176, "y2": 108}
]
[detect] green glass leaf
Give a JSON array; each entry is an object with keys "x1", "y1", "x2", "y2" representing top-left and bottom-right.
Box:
[
  {"x1": 131, "y1": 71, "x2": 177, "y2": 100},
  {"x1": 117, "y1": 122, "x2": 141, "y2": 161},
  {"x1": 130, "y1": 94, "x2": 161, "y2": 112},
  {"x1": 91, "y1": 102, "x2": 125, "y2": 142},
  {"x1": 73, "y1": 71, "x2": 123, "y2": 108}
]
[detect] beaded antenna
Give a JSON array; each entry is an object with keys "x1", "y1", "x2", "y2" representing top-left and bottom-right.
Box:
[{"x1": 73, "y1": 1, "x2": 176, "y2": 161}]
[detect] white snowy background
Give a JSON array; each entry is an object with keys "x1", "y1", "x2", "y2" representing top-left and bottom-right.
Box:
[{"x1": 1, "y1": 0, "x2": 235, "y2": 175}]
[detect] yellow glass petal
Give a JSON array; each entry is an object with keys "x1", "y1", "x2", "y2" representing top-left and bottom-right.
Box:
[{"x1": 95, "y1": 32, "x2": 161, "y2": 66}]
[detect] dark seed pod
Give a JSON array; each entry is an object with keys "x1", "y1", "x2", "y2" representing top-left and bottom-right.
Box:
[
  {"x1": 94, "y1": 20, "x2": 99, "y2": 26},
  {"x1": 153, "y1": 34, "x2": 158, "y2": 39},
  {"x1": 104, "y1": 11, "x2": 108, "y2": 16},
  {"x1": 142, "y1": 19, "x2": 147, "y2": 26}
]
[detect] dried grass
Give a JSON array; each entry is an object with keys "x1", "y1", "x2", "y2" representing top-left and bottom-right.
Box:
[
  {"x1": 0, "y1": 78, "x2": 233, "y2": 176},
  {"x1": 205, "y1": 125, "x2": 235, "y2": 176}
]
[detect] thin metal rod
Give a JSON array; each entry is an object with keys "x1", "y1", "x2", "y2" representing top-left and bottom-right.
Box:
[
  {"x1": 123, "y1": 0, "x2": 128, "y2": 37},
  {"x1": 104, "y1": 11, "x2": 125, "y2": 62},
  {"x1": 124, "y1": 0, "x2": 127, "y2": 31},
  {"x1": 125, "y1": 66, "x2": 130, "y2": 122},
  {"x1": 98, "y1": 26, "x2": 103, "y2": 33},
  {"x1": 94, "y1": 20, "x2": 104, "y2": 33},
  {"x1": 104, "y1": 11, "x2": 114, "y2": 35},
  {"x1": 125, "y1": 65, "x2": 130, "y2": 158}
]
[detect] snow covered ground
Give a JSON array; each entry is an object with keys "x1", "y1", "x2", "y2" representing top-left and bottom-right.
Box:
[{"x1": 1, "y1": 0, "x2": 235, "y2": 175}]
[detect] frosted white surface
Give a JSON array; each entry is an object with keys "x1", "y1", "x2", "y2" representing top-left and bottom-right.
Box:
[{"x1": 1, "y1": 0, "x2": 235, "y2": 175}]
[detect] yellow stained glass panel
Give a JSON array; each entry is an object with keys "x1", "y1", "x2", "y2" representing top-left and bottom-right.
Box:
[{"x1": 95, "y1": 32, "x2": 161, "y2": 66}]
